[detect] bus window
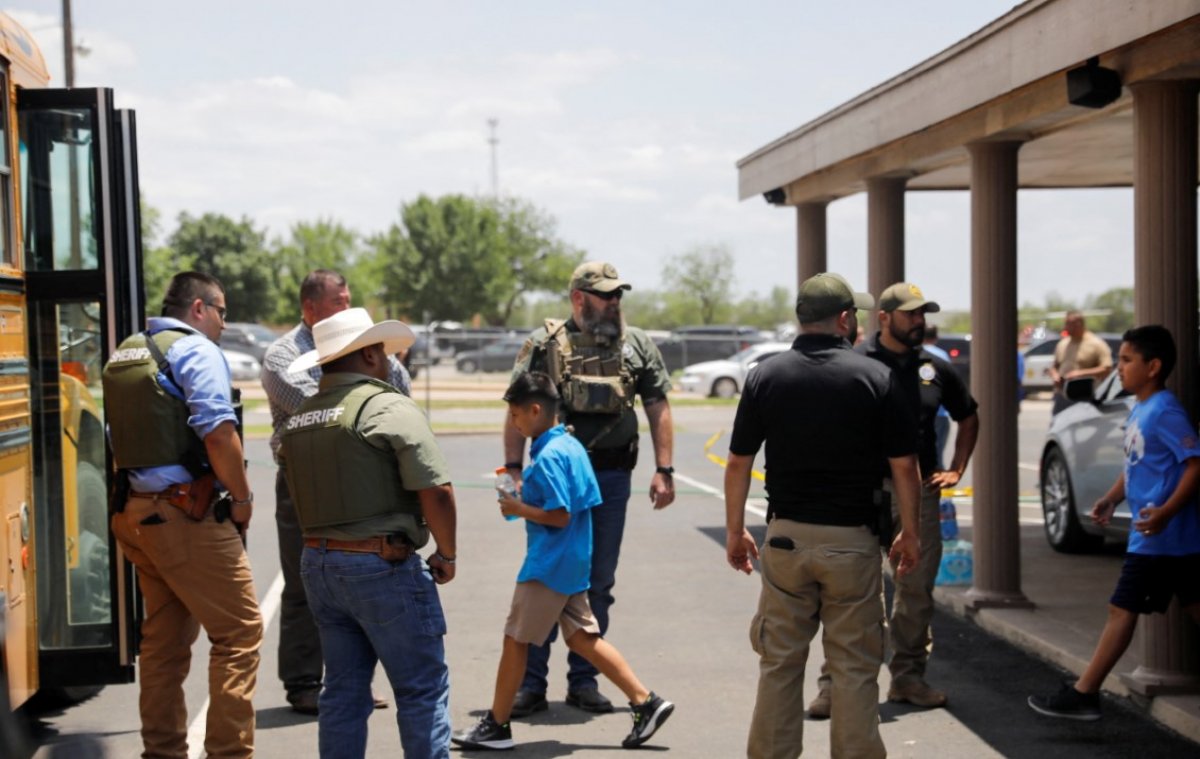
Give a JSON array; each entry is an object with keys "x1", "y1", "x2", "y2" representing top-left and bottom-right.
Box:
[
  {"x1": 19, "y1": 106, "x2": 99, "y2": 271},
  {"x1": 29, "y1": 298, "x2": 110, "y2": 650},
  {"x1": 0, "y1": 70, "x2": 11, "y2": 267}
]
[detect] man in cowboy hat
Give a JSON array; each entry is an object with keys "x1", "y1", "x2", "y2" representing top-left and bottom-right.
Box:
[
  {"x1": 280, "y1": 308, "x2": 458, "y2": 759},
  {"x1": 260, "y1": 269, "x2": 410, "y2": 715}
]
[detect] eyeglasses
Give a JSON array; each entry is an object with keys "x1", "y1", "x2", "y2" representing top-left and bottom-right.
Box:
[
  {"x1": 583, "y1": 289, "x2": 623, "y2": 302},
  {"x1": 204, "y1": 301, "x2": 228, "y2": 321}
]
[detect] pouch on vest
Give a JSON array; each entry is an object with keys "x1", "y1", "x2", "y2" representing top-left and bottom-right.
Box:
[{"x1": 542, "y1": 318, "x2": 635, "y2": 416}]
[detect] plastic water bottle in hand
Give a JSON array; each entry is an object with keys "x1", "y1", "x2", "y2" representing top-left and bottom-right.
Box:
[
  {"x1": 494, "y1": 466, "x2": 519, "y2": 522},
  {"x1": 939, "y1": 498, "x2": 959, "y2": 541}
]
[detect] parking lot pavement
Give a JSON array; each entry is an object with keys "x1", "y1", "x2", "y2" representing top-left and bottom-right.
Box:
[{"x1": 28, "y1": 398, "x2": 1199, "y2": 756}]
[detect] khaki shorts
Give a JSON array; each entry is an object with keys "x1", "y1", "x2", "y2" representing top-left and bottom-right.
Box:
[{"x1": 504, "y1": 580, "x2": 600, "y2": 645}]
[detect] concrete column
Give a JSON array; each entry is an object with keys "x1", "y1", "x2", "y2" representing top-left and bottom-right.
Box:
[
  {"x1": 796, "y1": 201, "x2": 828, "y2": 286},
  {"x1": 963, "y1": 140, "x2": 1032, "y2": 610},
  {"x1": 1125, "y1": 79, "x2": 1200, "y2": 696},
  {"x1": 867, "y1": 176, "x2": 907, "y2": 333}
]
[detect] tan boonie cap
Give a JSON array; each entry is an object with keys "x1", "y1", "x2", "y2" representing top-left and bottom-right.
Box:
[
  {"x1": 879, "y1": 282, "x2": 941, "y2": 313},
  {"x1": 795, "y1": 272, "x2": 874, "y2": 323},
  {"x1": 569, "y1": 261, "x2": 632, "y2": 294}
]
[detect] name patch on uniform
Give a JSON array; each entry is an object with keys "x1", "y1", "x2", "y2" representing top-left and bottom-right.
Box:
[
  {"x1": 286, "y1": 406, "x2": 346, "y2": 430},
  {"x1": 110, "y1": 347, "x2": 152, "y2": 362}
]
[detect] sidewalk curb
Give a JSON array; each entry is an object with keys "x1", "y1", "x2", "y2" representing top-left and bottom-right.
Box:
[{"x1": 934, "y1": 587, "x2": 1200, "y2": 745}]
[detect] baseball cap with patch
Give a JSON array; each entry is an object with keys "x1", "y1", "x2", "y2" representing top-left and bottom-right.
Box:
[
  {"x1": 569, "y1": 261, "x2": 632, "y2": 294},
  {"x1": 879, "y1": 282, "x2": 941, "y2": 313},
  {"x1": 795, "y1": 272, "x2": 874, "y2": 323}
]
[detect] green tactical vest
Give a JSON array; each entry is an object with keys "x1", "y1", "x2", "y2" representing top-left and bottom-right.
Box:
[
  {"x1": 281, "y1": 378, "x2": 425, "y2": 539},
  {"x1": 102, "y1": 329, "x2": 209, "y2": 470},
  {"x1": 542, "y1": 318, "x2": 636, "y2": 417}
]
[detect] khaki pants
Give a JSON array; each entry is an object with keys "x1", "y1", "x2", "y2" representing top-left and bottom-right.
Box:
[
  {"x1": 887, "y1": 487, "x2": 943, "y2": 683},
  {"x1": 113, "y1": 496, "x2": 263, "y2": 759},
  {"x1": 747, "y1": 519, "x2": 886, "y2": 759},
  {"x1": 815, "y1": 484, "x2": 943, "y2": 693}
]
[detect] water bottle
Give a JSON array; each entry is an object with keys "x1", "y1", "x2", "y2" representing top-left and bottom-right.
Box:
[
  {"x1": 939, "y1": 498, "x2": 959, "y2": 541},
  {"x1": 494, "y1": 466, "x2": 519, "y2": 522}
]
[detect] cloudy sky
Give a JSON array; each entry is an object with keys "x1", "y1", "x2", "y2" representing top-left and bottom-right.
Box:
[{"x1": 8, "y1": 1, "x2": 1134, "y2": 311}]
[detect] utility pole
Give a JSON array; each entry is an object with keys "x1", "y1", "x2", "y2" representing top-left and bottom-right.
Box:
[
  {"x1": 62, "y1": 0, "x2": 75, "y2": 86},
  {"x1": 487, "y1": 118, "x2": 499, "y2": 198}
]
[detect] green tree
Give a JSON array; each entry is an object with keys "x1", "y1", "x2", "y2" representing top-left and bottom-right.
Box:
[
  {"x1": 733, "y1": 286, "x2": 794, "y2": 329},
  {"x1": 168, "y1": 212, "x2": 275, "y2": 323},
  {"x1": 1087, "y1": 286, "x2": 1134, "y2": 333},
  {"x1": 370, "y1": 194, "x2": 583, "y2": 325},
  {"x1": 661, "y1": 243, "x2": 736, "y2": 325},
  {"x1": 139, "y1": 200, "x2": 183, "y2": 320}
]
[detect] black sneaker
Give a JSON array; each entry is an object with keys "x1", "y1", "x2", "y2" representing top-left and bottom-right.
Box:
[
  {"x1": 1027, "y1": 683, "x2": 1101, "y2": 721},
  {"x1": 451, "y1": 711, "x2": 515, "y2": 750},
  {"x1": 622, "y1": 692, "x2": 674, "y2": 749}
]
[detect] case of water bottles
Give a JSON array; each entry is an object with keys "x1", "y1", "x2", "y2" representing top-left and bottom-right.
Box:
[{"x1": 935, "y1": 498, "x2": 973, "y2": 586}]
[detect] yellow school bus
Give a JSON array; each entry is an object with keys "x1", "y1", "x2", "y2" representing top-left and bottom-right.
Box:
[{"x1": 0, "y1": 13, "x2": 144, "y2": 710}]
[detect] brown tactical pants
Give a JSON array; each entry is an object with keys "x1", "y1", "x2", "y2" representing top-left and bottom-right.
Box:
[
  {"x1": 747, "y1": 519, "x2": 886, "y2": 759},
  {"x1": 113, "y1": 495, "x2": 262, "y2": 759}
]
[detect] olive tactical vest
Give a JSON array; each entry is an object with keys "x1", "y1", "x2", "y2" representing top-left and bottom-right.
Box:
[
  {"x1": 281, "y1": 378, "x2": 425, "y2": 539},
  {"x1": 102, "y1": 329, "x2": 209, "y2": 470},
  {"x1": 542, "y1": 319, "x2": 636, "y2": 417}
]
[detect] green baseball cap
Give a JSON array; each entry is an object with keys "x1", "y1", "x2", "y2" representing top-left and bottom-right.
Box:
[
  {"x1": 569, "y1": 261, "x2": 632, "y2": 294},
  {"x1": 878, "y1": 282, "x2": 940, "y2": 313},
  {"x1": 795, "y1": 272, "x2": 874, "y2": 323}
]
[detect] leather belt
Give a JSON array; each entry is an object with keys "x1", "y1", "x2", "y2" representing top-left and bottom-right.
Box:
[{"x1": 304, "y1": 536, "x2": 413, "y2": 562}]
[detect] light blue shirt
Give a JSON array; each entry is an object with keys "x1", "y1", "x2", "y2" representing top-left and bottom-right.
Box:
[
  {"x1": 517, "y1": 424, "x2": 603, "y2": 595},
  {"x1": 127, "y1": 317, "x2": 238, "y2": 492},
  {"x1": 1124, "y1": 389, "x2": 1200, "y2": 556}
]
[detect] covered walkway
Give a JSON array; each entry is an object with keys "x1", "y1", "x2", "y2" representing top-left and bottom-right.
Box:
[{"x1": 738, "y1": 0, "x2": 1200, "y2": 710}]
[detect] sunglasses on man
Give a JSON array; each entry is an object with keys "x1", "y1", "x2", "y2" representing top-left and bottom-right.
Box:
[{"x1": 583, "y1": 289, "x2": 623, "y2": 301}]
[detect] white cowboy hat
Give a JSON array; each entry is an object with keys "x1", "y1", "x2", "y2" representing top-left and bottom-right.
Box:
[{"x1": 288, "y1": 308, "x2": 415, "y2": 374}]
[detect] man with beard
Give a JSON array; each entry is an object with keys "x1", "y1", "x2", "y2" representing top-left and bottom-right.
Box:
[
  {"x1": 808, "y1": 281, "x2": 979, "y2": 718},
  {"x1": 503, "y1": 261, "x2": 675, "y2": 717}
]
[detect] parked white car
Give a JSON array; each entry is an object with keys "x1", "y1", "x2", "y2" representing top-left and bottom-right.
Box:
[
  {"x1": 678, "y1": 342, "x2": 792, "y2": 398},
  {"x1": 222, "y1": 349, "x2": 262, "y2": 382}
]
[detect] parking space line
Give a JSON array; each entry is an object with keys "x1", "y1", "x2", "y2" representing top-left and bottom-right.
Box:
[
  {"x1": 674, "y1": 470, "x2": 767, "y2": 519},
  {"x1": 187, "y1": 570, "x2": 285, "y2": 759}
]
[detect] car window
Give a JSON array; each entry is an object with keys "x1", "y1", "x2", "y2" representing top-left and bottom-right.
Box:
[
  {"x1": 1094, "y1": 371, "x2": 1130, "y2": 404},
  {"x1": 1025, "y1": 340, "x2": 1057, "y2": 357}
]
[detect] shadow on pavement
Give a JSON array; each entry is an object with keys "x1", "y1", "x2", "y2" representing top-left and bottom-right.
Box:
[
  {"x1": 256, "y1": 705, "x2": 318, "y2": 729},
  {"x1": 695, "y1": 523, "x2": 1199, "y2": 757}
]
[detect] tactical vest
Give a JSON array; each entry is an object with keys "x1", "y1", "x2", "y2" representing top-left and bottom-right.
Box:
[
  {"x1": 281, "y1": 378, "x2": 426, "y2": 540},
  {"x1": 541, "y1": 319, "x2": 636, "y2": 417},
  {"x1": 102, "y1": 329, "x2": 209, "y2": 471}
]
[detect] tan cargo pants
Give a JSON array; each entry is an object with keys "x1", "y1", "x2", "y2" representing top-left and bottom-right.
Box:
[
  {"x1": 113, "y1": 495, "x2": 263, "y2": 759},
  {"x1": 747, "y1": 519, "x2": 886, "y2": 759}
]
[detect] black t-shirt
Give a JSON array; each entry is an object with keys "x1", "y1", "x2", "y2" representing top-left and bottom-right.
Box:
[
  {"x1": 729, "y1": 333, "x2": 918, "y2": 526},
  {"x1": 856, "y1": 332, "x2": 978, "y2": 476}
]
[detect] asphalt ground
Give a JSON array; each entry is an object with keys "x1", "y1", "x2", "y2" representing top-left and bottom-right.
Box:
[{"x1": 22, "y1": 397, "x2": 1199, "y2": 757}]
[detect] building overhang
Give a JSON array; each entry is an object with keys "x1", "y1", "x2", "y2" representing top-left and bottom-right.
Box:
[{"x1": 737, "y1": 0, "x2": 1200, "y2": 204}]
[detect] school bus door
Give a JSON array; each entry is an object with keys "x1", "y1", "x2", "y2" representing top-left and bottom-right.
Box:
[{"x1": 17, "y1": 87, "x2": 143, "y2": 694}]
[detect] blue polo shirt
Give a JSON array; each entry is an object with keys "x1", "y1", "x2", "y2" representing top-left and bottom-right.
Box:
[
  {"x1": 1124, "y1": 389, "x2": 1200, "y2": 556},
  {"x1": 517, "y1": 424, "x2": 602, "y2": 595}
]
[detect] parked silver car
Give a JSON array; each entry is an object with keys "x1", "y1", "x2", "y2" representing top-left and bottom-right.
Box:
[
  {"x1": 678, "y1": 342, "x2": 791, "y2": 398},
  {"x1": 1039, "y1": 373, "x2": 1132, "y2": 552}
]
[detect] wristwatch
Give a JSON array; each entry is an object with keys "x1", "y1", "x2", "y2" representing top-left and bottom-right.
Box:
[{"x1": 655, "y1": 466, "x2": 675, "y2": 477}]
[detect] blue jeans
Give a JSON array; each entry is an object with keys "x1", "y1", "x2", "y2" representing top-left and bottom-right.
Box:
[
  {"x1": 522, "y1": 468, "x2": 632, "y2": 694},
  {"x1": 300, "y1": 547, "x2": 450, "y2": 759}
]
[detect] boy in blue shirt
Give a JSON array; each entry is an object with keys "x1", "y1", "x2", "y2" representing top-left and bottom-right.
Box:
[
  {"x1": 453, "y1": 372, "x2": 674, "y2": 750},
  {"x1": 1028, "y1": 325, "x2": 1200, "y2": 720}
]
